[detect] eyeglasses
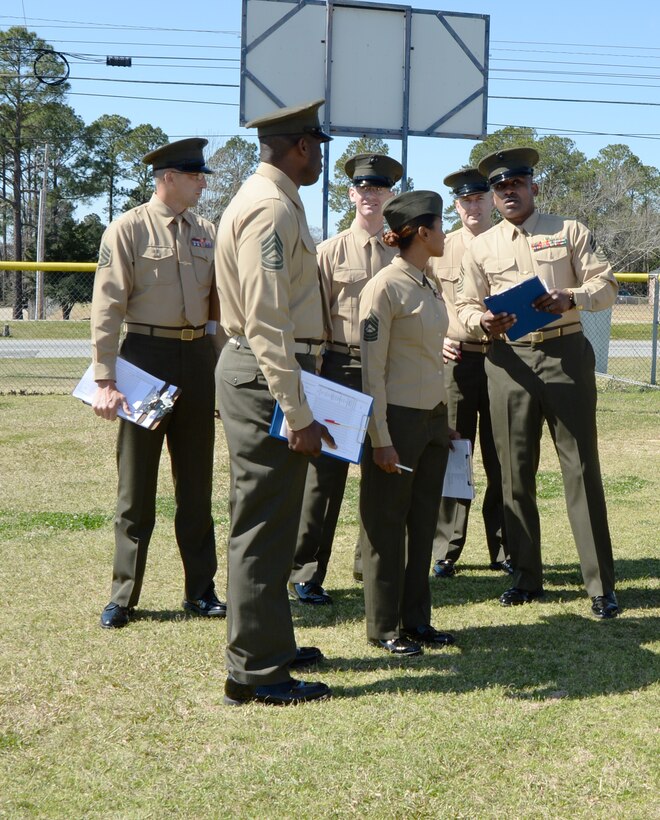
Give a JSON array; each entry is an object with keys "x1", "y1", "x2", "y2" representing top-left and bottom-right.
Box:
[
  {"x1": 169, "y1": 170, "x2": 207, "y2": 181},
  {"x1": 353, "y1": 186, "x2": 391, "y2": 196}
]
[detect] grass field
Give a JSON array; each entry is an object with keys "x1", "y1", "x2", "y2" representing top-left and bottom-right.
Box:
[{"x1": 0, "y1": 385, "x2": 659, "y2": 818}]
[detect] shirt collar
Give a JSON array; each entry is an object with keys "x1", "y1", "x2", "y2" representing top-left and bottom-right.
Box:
[
  {"x1": 392, "y1": 255, "x2": 427, "y2": 286},
  {"x1": 256, "y1": 162, "x2": 304, "y2": 211},
  {"x1": 503, "y1": 210, "x2": 540, "y2": 239},
  {"x1": 351, "y1": 219, "x2": 384, "y2": 248},
  {"x1": 148, "y1": 193, "x2": 192, "y2": 226}
]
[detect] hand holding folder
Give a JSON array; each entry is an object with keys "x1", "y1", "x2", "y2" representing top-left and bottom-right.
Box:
[
  {"x1": 73, "y1": 358, "x2": 181, "y2": 430},
  {"x1": 484, "y1": 276, "x2": 557, "y2": 341}
]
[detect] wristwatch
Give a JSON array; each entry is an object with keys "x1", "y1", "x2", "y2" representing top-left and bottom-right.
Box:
[{"x1": 567, "y1": 289, "x2": 576, "y2": 308}]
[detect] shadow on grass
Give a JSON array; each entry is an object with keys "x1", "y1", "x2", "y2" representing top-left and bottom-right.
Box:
[{"x1": 327, "y1": 613, "x2": 660, "y2": 700}]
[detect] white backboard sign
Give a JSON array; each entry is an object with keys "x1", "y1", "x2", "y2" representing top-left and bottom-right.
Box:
[{"x1": 241, "y1": 0, "x2": 489, "y2": 140}]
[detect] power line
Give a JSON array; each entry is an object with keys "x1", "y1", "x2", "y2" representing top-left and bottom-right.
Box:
[
  {"x1": 491, "y1": 95, "x2": 660, "y2": 108},
  {"x1": 67, "y1": 91, "x2": 238, "y2": 106}
]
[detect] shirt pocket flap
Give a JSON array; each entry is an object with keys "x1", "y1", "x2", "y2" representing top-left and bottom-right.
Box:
[
  {"x1": 221, "y1": 366, "x2": 260, "y2": 388},
  {"x1": 333, "y1": 266, "x2": 368, "y2": 285},
  {"x1": 141, "y1": 245, "x2": 174, "y2": 261},
  {"x1": 486, "y1": 256, "x2": 516, "y2": 274}
]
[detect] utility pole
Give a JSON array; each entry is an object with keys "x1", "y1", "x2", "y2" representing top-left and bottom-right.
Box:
[{"x1": 35, "y1": 143, "x2": 49, "y2": 320}]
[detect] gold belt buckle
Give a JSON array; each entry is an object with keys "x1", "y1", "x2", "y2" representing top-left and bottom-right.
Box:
[
  {"x1": 180, "y1": 328, "x2": 195, "y2": 341},
  {"x1": 529, "y1": 331, "x2": 544, "y2": 344}
]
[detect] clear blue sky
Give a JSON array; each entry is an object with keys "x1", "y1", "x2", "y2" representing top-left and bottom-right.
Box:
[{"x1": 3, "y1": 0, "x2": 659, "y2": 231}]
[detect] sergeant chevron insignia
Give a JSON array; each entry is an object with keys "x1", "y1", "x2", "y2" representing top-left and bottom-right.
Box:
[
  {"x1": 261, "y1": 230, "x2": 284, "y2": 271},
  {"x1": 363, "y1": 312, "x2": 379, "y2": 341},
  {"x1": 97, "y1": 241, "x2": 112, "y2": 268}
]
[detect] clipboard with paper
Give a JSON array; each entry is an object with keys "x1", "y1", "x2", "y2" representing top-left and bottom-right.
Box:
[
  {"x1": 441, "y1": 439, "x2": 475, "y2": 500},
  {"x1": 72, "y1": 357, "x2": 181, "y2": 430},
  {"x1": 269, "y1": 370, "x2": 373, "y2": 464},
  {"x1": 484, "y1": 275, "x2": 557, "y2": 341}
]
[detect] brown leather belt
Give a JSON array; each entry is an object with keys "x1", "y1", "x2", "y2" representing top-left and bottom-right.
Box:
[
  {"x1": 447, "y1": 339, "x2": 490, "y2": 354},
  {"x1": 505, "y1": 322, "x2": 582, "y2": 345},
  {"x1": 125, "y1": 322, "x2": 206, "y2": 341},
  {"x1": 229, "y1": 335, "x2": 324, "y2": 356},
  {"x1": 326, "y1": 341, "x2": 361, "y2": 359}
]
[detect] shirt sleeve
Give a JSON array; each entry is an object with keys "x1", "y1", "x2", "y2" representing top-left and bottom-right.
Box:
[
  {"x1": 568, "y1": 221, "x2": 618, "y2": 311},
  {"x1": 359, "y1": 277, "x2": 394, "y2": 448},
  {"x1": 454, "y1": 244, "x2": 490, "y2": 337},
  {"x1": 90, "y1": 220, "x2": 135, "y2": 381},
  {"x1": 237, "y1": 199, "x2": 313, "y2": 431}
]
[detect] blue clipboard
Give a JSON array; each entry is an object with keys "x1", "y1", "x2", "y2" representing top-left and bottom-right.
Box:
[{"x1": 484, "y1": 276, "x2": 558, "y2": 341}]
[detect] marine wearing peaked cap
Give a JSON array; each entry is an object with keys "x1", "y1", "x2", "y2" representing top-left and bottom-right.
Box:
[
  {"x1": 383, "y1": 190, "x2": 443, "y2": 233},
  {"x1": 345, "y1": 153, "x2": 403, "y2": 188},
  {"x1": 142, "y1": 137, "x2": 214, "y2": 173},
  {"x1": 246, "y1": 98, "x2": 332, "y2": 141},
  {"x1": 478, "y1": 147, "x2": 539, "y2": 186},
  {"x1": 443, "y1": 168, "x2": 489, "y2": 198}
]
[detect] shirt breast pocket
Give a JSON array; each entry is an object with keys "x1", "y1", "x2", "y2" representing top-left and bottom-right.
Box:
[
  {"x1": 138, "y1": 245, "x2": 177, "y2": 285},
  {"x1": 485, "y1": 256, "x2": 517, "y2": 287},
  {"x1": 192, "y1": 247, "x2": 214, "y2": 286},
  {"x1": 334, "y1": 266, "x2": 368, "y2": 294},
  {"x1": 532, "y1": 246, "x2": 571, "y2": 288}
]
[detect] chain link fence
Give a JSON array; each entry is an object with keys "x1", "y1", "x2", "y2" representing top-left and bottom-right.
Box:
[{"x1": 0, "y1": 265, "x2": 658, "y2": 394}]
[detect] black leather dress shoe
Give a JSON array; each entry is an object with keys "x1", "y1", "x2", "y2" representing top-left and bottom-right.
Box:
[
  {"x1": 591, "y1": 591, "x2": 620, "y2": 619},
  {"x1": 489, "y1": 559, "x2": 514, "y2": 575},
  {"x1": 369, "y1": 637, "x2": 423, "y2": 656},
  {"x1": 403, "y1": 625, "x2": 455, "y2": 647},
  {"x1": 289, "y1": 646, "x2": 324, "y2": 669},
  {"x1": 183, "y1": 586, "x2": 227, "y2": 618},
  {"x1": 288, "y1": 581, "x2": 332, "y2": 605},
  {"x1": 432, "y1": 559, "x2": 456, "y2": 578},
  {"x1": 499, "y1": 586, "x2": 545, "y2": 606},
  {"x1": 100, "y1": 602, "x2": 133, "y2": 629},
  {"x1": 223, "y1": 675, "x2": 332, "y2": 706}
]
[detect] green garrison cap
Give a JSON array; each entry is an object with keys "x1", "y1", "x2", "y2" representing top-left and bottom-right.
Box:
[
  {"x1": 245, "y1": 99, "x2": 332, "y2": 142},
  {"x1": 142, "y1": 138, "x2": 213, "y2": 173},
  {"x1": 478, "y1": 147, "x2": 539, "y2": 186},
  {"x1": 443, "y1": 168, "x2": 490, "y2": 197},
  {"x1": 383, "y1": 190, "x2": 443, "y2": 233},
  {"x1": 344, "y1": 153, "x2": 403, "y2": 188}
]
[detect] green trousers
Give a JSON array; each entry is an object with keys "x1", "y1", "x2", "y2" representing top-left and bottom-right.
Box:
[
  {"x1": 360, "y1": 402, "x2": 450, "y2": 641},
  {"x1": 434, "y1": 351, "x2": 507, "y2": 565},
  {"x1": 486, "y1": 333, "x2": 615, "y2": 597},
  {"x1": 217, "y1": 344, "x2": 316, "y2": 685},
  {"x1": 111, "y1": 333, "x2": 217, "y2": 607}
]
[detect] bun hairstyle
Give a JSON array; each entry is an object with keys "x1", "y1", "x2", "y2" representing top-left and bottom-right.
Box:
[
  {"x1": 383, "y1": 190, "x2": 444, "y2": 250},
  {"x1": 383, "y1": 215, "x2": 437, "y2": 249}
]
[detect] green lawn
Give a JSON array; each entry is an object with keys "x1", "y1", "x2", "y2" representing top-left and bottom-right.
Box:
[{"x1": 0, "y1": 388, "x2": 659, "y2": 818}]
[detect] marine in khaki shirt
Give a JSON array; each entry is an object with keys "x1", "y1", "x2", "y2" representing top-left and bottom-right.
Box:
[
  {"x1": 360, "y1": 255, "x2": 448, "y2": 448},
  {"x1": 91, "y1": 138, "x2": 224, "y2": 631},
  {"x1": 216, "y1": 161, "x2": 323, "y2": 431},
  {"x1": 290, "y1": 153, "x2": 402, "y2": 605},
  {"x1": 455, "y1": 146, "x2": 619, "y2": 621},
  {"x1": 429, "y1": 169, "x2": 509, "y2": 579},
  {"x1": 216, "y1": 100, "x2": 335, "y2": 707},
  {"x1": 91, "y1": 193, "x2": 216, "y2": 381},
  {"x1": 358, "y1": 190, "x2": 456, "y2": 656}
]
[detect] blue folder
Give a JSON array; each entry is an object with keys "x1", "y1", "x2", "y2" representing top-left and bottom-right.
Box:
[{"x1": 484, "y1": 276, "x2": 558, "y2": 341}]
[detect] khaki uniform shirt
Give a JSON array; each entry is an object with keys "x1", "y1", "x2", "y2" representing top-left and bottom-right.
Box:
[
  {"x1": 360, "y1": 256, "x2": 449, "y2": 448},
  {"x1": 430, "y1": 226, "x2": 488, "y2": 344},
  {"x1": 91, "y1": 193, "x2": 216, "y2": 381},
  {"x1": 318, "y1": 219, "x2": 396, "y2": 346},
  {"x1": 455, "y1": 211, "x2": 617, "y2": 339},
  {"x1": 216, "y1": 162, "x2": 323, "y2": 431}
]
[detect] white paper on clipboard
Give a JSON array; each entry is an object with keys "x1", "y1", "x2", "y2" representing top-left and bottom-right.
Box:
[{"x1": 442, "y1": 439, "x2": 475, "y2": 499}]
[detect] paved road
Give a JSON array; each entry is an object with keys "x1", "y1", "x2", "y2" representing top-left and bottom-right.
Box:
[{"x1": 0, "y1": 339, "x2": 657, "y2": 359}]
